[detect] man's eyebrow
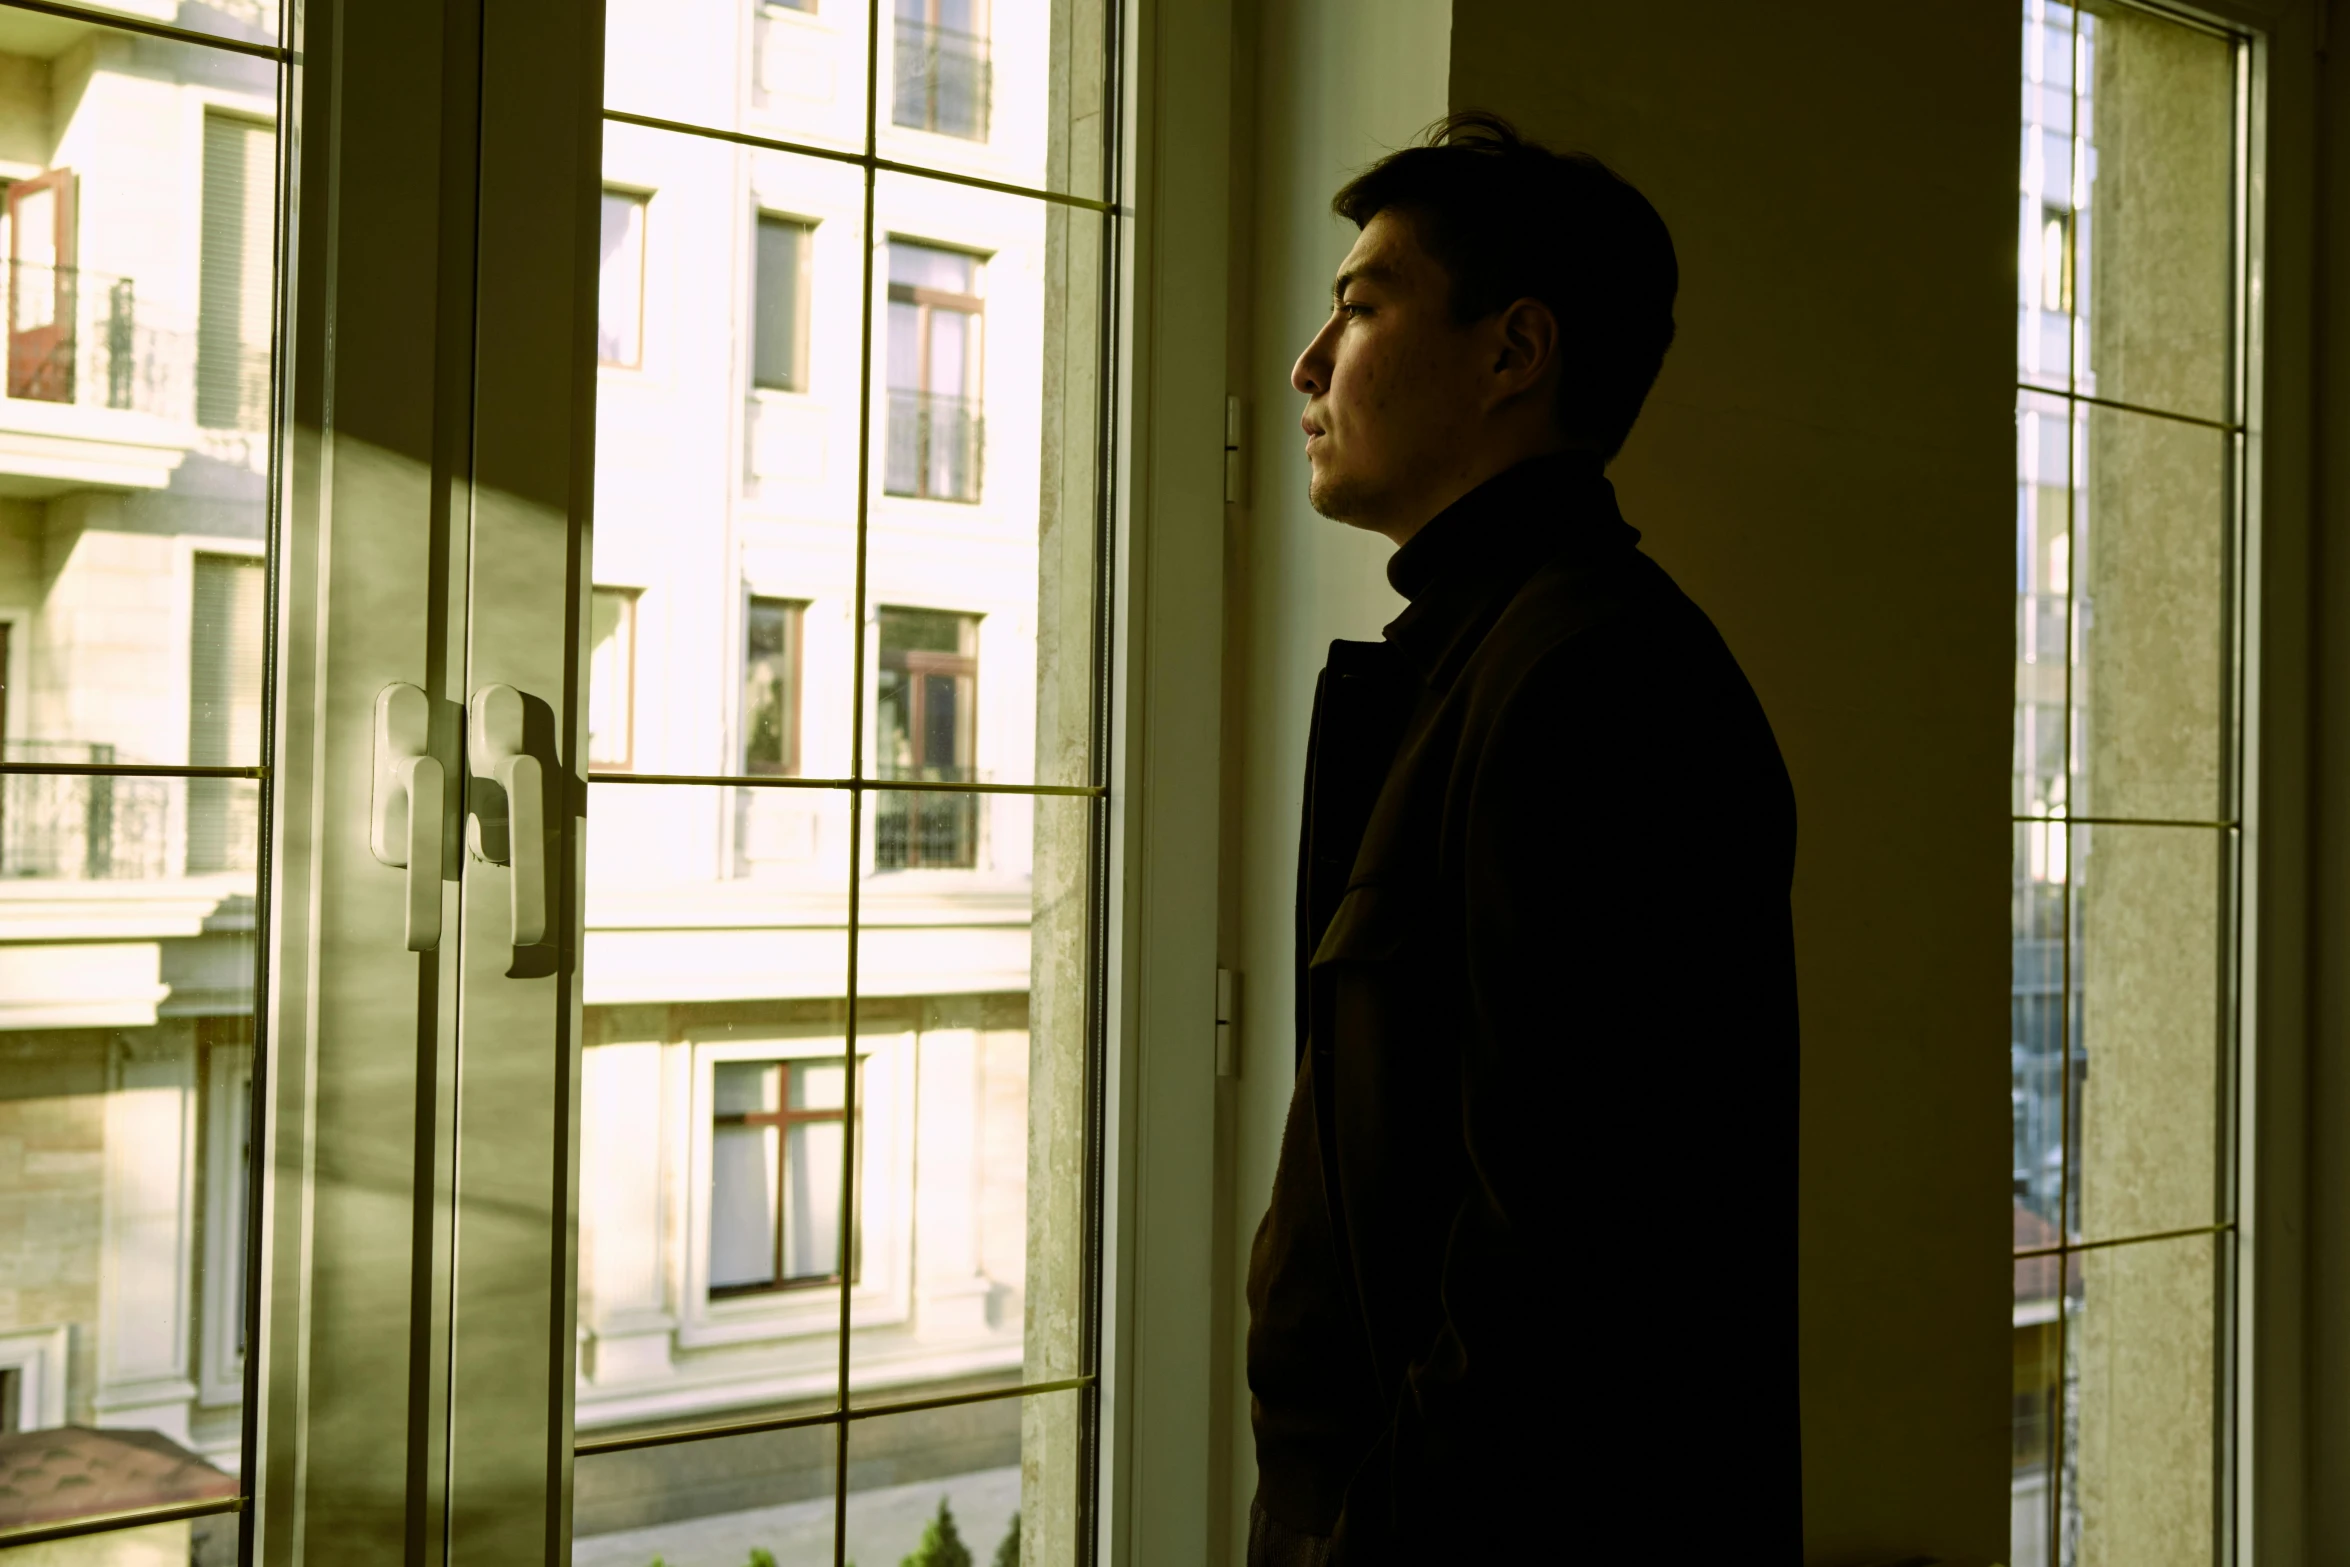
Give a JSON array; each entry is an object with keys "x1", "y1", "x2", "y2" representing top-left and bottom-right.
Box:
[{"x1": 1332, "y1": 262, "x2": 1401, "y2": 302}]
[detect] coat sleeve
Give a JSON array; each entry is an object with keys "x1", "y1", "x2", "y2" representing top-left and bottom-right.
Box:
[{"x1": 1325, "y1": 634, "x2": 1800, "y2": 1561}]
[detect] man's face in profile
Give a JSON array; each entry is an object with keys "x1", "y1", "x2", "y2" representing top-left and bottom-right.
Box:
[{"x1": 1292, "y1": 210, "x2": 1490, "y2": 532}]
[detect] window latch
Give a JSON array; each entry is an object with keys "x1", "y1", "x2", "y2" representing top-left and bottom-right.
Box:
[
  {"x1": 370, "y1": 682, "x2": 445, "y2": 952},
  {"x1": 467, "y1": 684, "x2": 547, "y2": 948}
]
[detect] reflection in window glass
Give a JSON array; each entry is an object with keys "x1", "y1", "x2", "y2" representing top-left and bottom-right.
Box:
[{"x1": 599, "y1": 190, "x2": 648, "y2": 368}]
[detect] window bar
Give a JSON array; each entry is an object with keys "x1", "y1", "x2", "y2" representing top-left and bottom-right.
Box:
[
  {"x1": 589, "y1": 768, "x2": 1103, "y2": 796},
  {"x1": 600, "y1": 108, "x2": 1114, "y2": 215},
  {"x1": 575, "y1": 1373, "x2": 1097, "y2": 1458},
  {"x1": 834, "y1": 0, "x2": 886, "y2": 1558}
]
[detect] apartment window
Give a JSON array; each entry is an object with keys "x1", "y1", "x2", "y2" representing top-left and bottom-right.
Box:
[
  {"x1": 2011, "y1": 5, "x2": 2249, "y2": 1565},
  {"x1": 708, "y1": 1057, "x2": 857, "y2": 1295},
  {"x1": 752, "y1": 215, "x2": 811, "y2": 391},
  {"x1": 598, "y1": 189, "x2": 648, "y2": 368},
  {"x1": 891, "y1": 0, "x2": 990, "y2": 140},
  {"x1": 742, "y1": 596, "x2": 802, "y2": 775},
  {"x1": 587, "y1": 587, "x2": 639, "y2": 770},
  {"x1": 884, "y1": 241, "x2": 983, "y2": 502},
  {"x1": 198, "y1": 115, "x2": 275, "y2": 430},
  {"x1": 875, "y1": 606, "x2": 976, "y2": 869}
]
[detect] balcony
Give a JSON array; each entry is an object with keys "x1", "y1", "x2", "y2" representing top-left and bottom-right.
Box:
[
  {"x1": 0, "y1": 743, "x2": 173, "y2": 881},
  {"x1": 883, "y1": 390, "x2": 983, "y2": 503},
  {"x1": 0, "y1": 262, "x2": 200, "y2": 496},
  {"x1": 891, "y1": 19, "x2": 991, "y2": 141}
]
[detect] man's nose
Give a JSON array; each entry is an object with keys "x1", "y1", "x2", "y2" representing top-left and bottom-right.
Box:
[
  {"x1": 1291, "y1": 344, "x2": 1324, "y2": 397},
  {"x1": 1292, "y1": 318, "x2": 1334, "y2": 396}
]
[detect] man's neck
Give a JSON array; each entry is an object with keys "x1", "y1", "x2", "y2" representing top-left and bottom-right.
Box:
[{"x1": 1370, "y1": 436, "x2": 1596, "y2": 548}]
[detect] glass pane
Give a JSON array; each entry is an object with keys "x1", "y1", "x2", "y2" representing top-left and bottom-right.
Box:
[
  {"x1": 2075, "y1": 406, "x2": 2231, "y2": 823},
  {"x1": 2015, "y1": 389, "x2": 2072, "y2": 817},
  {"x1": 578, "y1": 783, "x2": 853, "y2": 1442},
  {"x1": 2013, "y1": 1232, "x2": 2061, "y2": 1567},
  {"x1": 0, "y1": 55, "x2": 278, "y2": 772},
  {"x1": 612, "y1": 2, "x2": 867, "y2": 157},
  {"x1": 864, "y1": 172, "x2": 1106, "y2": 789},
  {"x1": 843, "y1": 1389, "x2": 1079, "y2": 1567},
  {"x1": 574, "y1": 1420, "x2": 840, "y2": 1566},
  {"x1": 596, "y1": 128, "x2": 863, "y2": 780},
  {"x1": 850, "y1": 793, "x2": 1090, "y2": 1398},
  {"x1": 2019, "y1": 0, "x2": 2078, "y2": 398},
  {"x1": 2064, "y1": 1235, "x2": 2221, "y2": 1567},
  {"x1": 0, "y1": 780, "x2": 257, "y2": 1534},
  {"x1": 2075, "y1": 2, "x2": 2234, "y2": 424},
  {"x1": 2013, "y1": 822, "x2": 2068, "y2": 1239},
  {"x1": 0, "y1": 6, "x2": 279, "y2": 56},
  {"x1": 2069, "y1": 824, "x2": 2225, "y2": 1244}
]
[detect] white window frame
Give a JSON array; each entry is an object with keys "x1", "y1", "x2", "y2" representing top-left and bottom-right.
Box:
[{"x1": 0, "y1": 1324, "x2": 68, "y2": 1431}]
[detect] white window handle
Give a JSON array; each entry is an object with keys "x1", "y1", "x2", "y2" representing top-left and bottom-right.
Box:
[
  {"x1": 467, "y1": 683, "x2": 546, "y2": 947},
  {"x1": 370, "y1": 682, "x2": 445, "y2": 952}
]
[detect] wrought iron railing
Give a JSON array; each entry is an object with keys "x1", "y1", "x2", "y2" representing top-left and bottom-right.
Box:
[
  {"x1": 874, "y1": 786, "x2": 979, "y2": 870},
  {"x1": 891, "y1": 19, "x2": 991, "y2": 141},
  {"x1": 4, "y1": 263, "x2": 200, "y2": 422},
  {"x1": 883, "y1": 389, "x2": 983, "y2": 503},
  {"x1": 0, "y1": 743, "x2": 172, "y2": 881}
]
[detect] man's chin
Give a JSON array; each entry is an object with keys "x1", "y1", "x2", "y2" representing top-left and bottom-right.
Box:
[{"x1": 1307, "y1": 468, "x2": 1372, "y2": 526}]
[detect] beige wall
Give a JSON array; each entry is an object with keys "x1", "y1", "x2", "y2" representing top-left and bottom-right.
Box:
[{"x1": 1443, "y1": 4, "x2": 2015, "y2": 1561}]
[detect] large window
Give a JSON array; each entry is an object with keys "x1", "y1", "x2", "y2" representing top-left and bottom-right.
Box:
[
  {"x1": 884, "y1": 240, "x2": 984, "y2": 502},
  {"x1": 2011, "y1": 5, "x2": 2249, "y2": 1564},
  {"x1": 583, "y1": 0, "x2": 1113, "y2": 1558},
  {"x1": 709, "y1": 1057, "x2": 857, "y2": 1295},
  {"x1": 874, "y1": 606, "x2": 977, "y2": 868}
]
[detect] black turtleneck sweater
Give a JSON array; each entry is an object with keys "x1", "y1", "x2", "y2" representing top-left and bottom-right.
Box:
[{"x1": 1245, "y1": 452, "x2": 1801, "y2": 1561}]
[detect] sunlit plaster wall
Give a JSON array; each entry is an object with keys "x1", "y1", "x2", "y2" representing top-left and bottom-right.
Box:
[{"x1": 1445, "y1": 3, "x2": 2015, "y2": 1561}]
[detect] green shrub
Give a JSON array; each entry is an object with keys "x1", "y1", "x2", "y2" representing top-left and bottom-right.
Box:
[
  {"x1": 992, "y1": 1511, "x2": 1020, "y2": 1567},
  {"x1": 900, "y1": 1496, "x2": 973, "y2": 1567}
]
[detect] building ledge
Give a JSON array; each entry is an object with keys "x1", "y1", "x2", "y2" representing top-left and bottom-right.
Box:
[
  {"x1": 0, "y1": 876, "x2": 250, "y2": 941},
  {"x1": 0, "y1": 397, "x2": 195, "y2": 497}
]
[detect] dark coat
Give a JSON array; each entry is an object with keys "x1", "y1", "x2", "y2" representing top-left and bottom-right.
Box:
[{"x1": 1245, "y1": 453, "x2": 1801, "y2": 1561}]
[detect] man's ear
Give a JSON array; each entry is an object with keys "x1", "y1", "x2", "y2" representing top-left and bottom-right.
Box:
[{"x1": 1489, "y1": 297, "x2": 1560, "y2": 403}]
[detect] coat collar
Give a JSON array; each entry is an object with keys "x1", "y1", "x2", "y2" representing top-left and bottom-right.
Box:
[{"x1": 1379, "y1": 451, "x2": 1638, "y2": 682}]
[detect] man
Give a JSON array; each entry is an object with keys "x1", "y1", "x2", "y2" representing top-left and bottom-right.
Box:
[{"x1": 1245, "y1": 113, "x2": 1800, "y2": 1563}]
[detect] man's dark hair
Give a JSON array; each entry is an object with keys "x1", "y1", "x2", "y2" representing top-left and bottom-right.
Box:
[{"x1": 1333, "y1": 112, "x2": 1678, "y2": 462}]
